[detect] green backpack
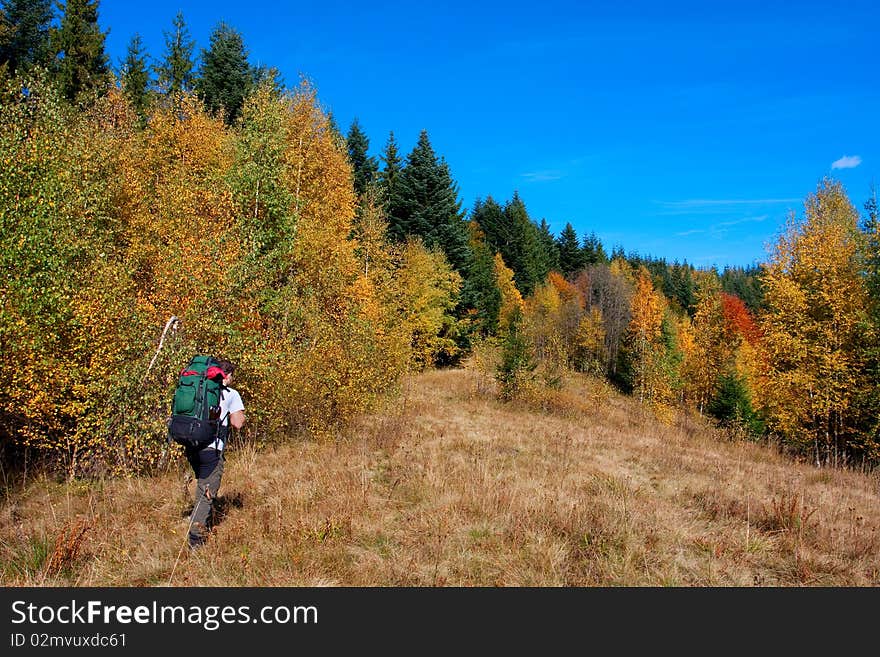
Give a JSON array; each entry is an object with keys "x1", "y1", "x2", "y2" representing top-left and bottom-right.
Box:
[{"x1": 168, "y1": 355, "x2": 227, "y2": 450}]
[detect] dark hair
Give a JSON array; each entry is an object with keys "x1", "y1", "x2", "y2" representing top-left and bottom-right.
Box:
[{"x1": 216, "y1": 359, "x2": 236, "y2": 376}]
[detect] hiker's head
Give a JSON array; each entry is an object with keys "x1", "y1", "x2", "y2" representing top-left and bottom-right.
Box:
[{"x1": 217, "y1": 359, "x2": 236, "y2": 384}]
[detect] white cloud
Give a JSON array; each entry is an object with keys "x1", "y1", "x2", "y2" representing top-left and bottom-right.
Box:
[
  {"x1": 656, "y1": 198, "x2": 799, "y2": 213},
  {"x1": 716, "y1": 214, "x2": 769, "y2": 227},
  {"x1": 521, "y1": 170, "x2": 564, "y2": 182},
  {"x1": 831, "y1": 155, "x2": 862, "y2": 170},
  {"x1": 655, "y1": 198, "x2": 800, "y2": 210}
]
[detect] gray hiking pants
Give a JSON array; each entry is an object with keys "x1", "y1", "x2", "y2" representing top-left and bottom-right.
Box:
[{"x1": 187, "y1": 448, "x2": 224, "y2": 546}]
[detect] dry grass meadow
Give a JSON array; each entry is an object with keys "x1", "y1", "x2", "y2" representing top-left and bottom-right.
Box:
[{"x1": 2, "y1": 363, "x2": 879, "y2": 587}]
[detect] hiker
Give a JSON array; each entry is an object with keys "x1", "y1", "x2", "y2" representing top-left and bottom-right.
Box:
[{"x1": 185, "y1": 358, "x2": 245, "y2": 550}]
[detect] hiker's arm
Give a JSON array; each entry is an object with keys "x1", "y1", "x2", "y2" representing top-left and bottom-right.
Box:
[{"x1": 230, "y1": 410, "x2": 245, "y2": 430}]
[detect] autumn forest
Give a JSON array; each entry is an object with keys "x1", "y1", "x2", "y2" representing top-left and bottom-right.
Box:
[{"x1": 2, "y1": 0, "x2": 880, "y2": 486}]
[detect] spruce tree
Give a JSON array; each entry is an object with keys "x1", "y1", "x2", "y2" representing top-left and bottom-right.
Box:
[
  {"x1": 501, "y1": 192, "x2": 542, "y2": 295},
  {"x1": 495, "y1": 306, "x2": 537, "y2": 400},
  {"x1": 473, "y1": 193, "x2": 543, "y2": 295},
  {"x1": 195, "y1": 21, "x2": 255, "y2": 125},
  {"x1": 0, "y1": 0, "x2": 54, "y2": 74},
  {"x1": 325, "y1": 110, "x2": 346, "y2": 149},
  {"x1": 471, "y1": 196, "x2": 507, "y2": 251},
  {"x1": 582, "y1": 230, "x2": 608, "y2": 265},
  {"x1": 379, "y1": 130, "x2": 402, "y2": 216},
  {"x1": 459, "y1": 221, "x2": 501, "y2": 337},
  {"x1": 346, "y1": 118, "x2": 378, "y2": 196},
  {"x1": 154, "y1": 11, "x2": 196, "y2": 95},
  {"x1": 120, "y1": 33, "x2": 150, "y2": 123},
  {"x1": 50, "y1": 0, "x2": 109, "y2": 102},
  {"x1": 537, "y1": 218, "x2": 560, "y2": 274},
  {"x1": 390, "y1": 129, "x2": 470, "y2": 272},
  {"x1": 557, "y1": 222, "x2": 584, "y2": 276}
]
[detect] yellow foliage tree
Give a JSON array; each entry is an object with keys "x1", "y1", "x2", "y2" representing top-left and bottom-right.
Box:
[
  {"x1": 626, "y1": 266, "x2": 667, "y2": 402},
  {"x1": 393, "y1": 238, "x2": 462, "y2": 370},
  {"x1": 494, "y1": 252, "x2": 524, "y2": 333},
  {"x1": 757, "y1": 178, "x2": 873, "y2": 464}
]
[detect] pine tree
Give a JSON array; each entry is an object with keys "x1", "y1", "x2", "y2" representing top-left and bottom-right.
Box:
[
  {"x1": 473, "y1": 193, "x2": 544, "y2": 296},
  {"x1": 0, "y1": 0, "x2": 54, "y2": 74},
  {"x1": 324, "y1": 111, "x2": 346, "y2": 150},
  {"x1": 707, "y1": 371, "x2": 764, "y2": 436},
  {"x1": 120, "y1": 33, "x2": 150, "y2": 123},
  {"x1": 50, "y1": 0, "x2": 109, "y2": 102},
  {"x1": 719, "y1": 264, "x2": 763, "y2": 312},
  {"x1": 346, "y1": 118, "x2": 378, "y2": 196},
  {"x1": 378, "y1": 130, "x2": 402, "y2": 214},
  {"x1": 378, "y1": 131, "x2": 402, "y2": 213},
  {"x1": 557, "y1": 222, "x2": 584, "y2": 276},
  {"x1": 537, "y1": 218, "x2": 560, "y2": 273},
  {"x1": 471, "y1": 196, "x2": 506, "y2": 251},
  {"x1": 195, "y1": 21, "x2": 255, "y2": 125},
  {"x1": 459, "y1": 221, "x2": 501, "y2": 336},
  {"x1": 500, "y1": 192, "x2": 542, "y2": 296},
  {"x1": 389, "y1": 129, "x2": 470, "y2": 272},
  {"x1": 582, "y1": 230, "x2": 608, "y2": 265},
  {"x1": 495, "y1": 306, "x2": 536, "y2": 400},
  {"x1": 154, "y1": 11, "x2": 196, "y2": 95}
]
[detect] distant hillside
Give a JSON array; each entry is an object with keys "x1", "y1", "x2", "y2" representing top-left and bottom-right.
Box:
[{"x1": 1, "y1": 366, "x2": 878, "y2": 586}]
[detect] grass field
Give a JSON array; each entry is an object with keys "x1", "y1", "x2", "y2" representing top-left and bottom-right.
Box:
[{"x1": 2, "y1": 365, "x2": 878, "y2": 587}]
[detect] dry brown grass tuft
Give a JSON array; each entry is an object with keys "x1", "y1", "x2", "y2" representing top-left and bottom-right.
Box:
[
  {"x1": 42, "y1": 517, "x2": 90, "y2": 578},
  {"x1": 1, "y1": 367, "x2": 879, "y2": 587}
]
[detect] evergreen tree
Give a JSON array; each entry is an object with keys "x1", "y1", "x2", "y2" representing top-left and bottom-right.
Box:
[
  {"x1": 471, "y1": 196, "x2": 506, "y2": 250},
  {"x1": 719, "y1": 264, "x2": 763, "y2": 312},
  {"x1": 459, "y1": 221, "x2": 501, "y2": 337},
  {"x1": 325, "y1": 110, "x2": 346, "y2": 149},
  {"x1": 378, "y1": 130, "x2": 402, "y2": 214},
  {"x1": 666, "y1": 260, "x2": 697, "y2": 315},
  {"x1": 346, "y1": 118, "x2": 378, "y2": 196},
  {"x1": 500, "y1": 192, "x2": 542, "y2": 295},
  {"x1": 154, "y1": 11, "x2": 196, "y2": 95},
  {"x1": 582, "y1": 230, "x2": 608, "y2": 265},
  {"x1": 495, "y1": 306, "x2": 537, "y2": 400},
  {"x1": 473, "y1": 193, "x2": 544, "y2": 296},
  {"x1": 119, "y1": 33, "x2": 150, "y2": 123},
  {"x1": 0, "y1": 0, "x2": 54, "y2": 74},
  {"x1": 537, "y1": 218, "x2": 560, "y2": 273},
  {"x1": 390, "y1": 129, "x2": 470, "y2": 272},
  {"x1": 50, "y1": 0, "x2": 109, "y2": 102},
  {"x1": 195, "y1": 21, "x2": 255, "y2": 125},
  {"x1": 707, "y1": 372, "x2": 764, "y2": 437},
  {"x1": 556, "y1": 222, "x2": 584, "y2": 276},
  {"x1": 864, "y1": 184, "x2": 880, "y2": 308}
]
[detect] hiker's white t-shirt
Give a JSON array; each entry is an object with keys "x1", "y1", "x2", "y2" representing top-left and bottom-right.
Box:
[{"x1": 212, "y1": 387, "x2": 244, "y2": 451}]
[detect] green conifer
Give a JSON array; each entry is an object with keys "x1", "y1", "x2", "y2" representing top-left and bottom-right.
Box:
[
  {"x1": 50, "y1": 0, "x2": 109, "y2": 102},
  {"x1": 120, "y1": 33, "x2": 150, "y2": 123},
  {"x1": 195, "y1": 21, "x2": 256, "y2": 125},
  {"x1": 346, "y1": 118, "x2": 378, "y2": 196},
  {"x1": 0, "y1": 0, "x2": 54, "y2": 74},
  {"x1": 154, "y1": 11, "x2": 196, "y2": 95}
]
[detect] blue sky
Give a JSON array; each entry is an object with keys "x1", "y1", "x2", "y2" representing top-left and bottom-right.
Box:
[{"x1": 97, "y1": 0, "x2": 879, "y2": 269}]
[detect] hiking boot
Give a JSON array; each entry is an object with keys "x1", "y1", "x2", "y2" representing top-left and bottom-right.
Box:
[{"x1": 188, "y1": 522, "x2": 207, "y2": 550}]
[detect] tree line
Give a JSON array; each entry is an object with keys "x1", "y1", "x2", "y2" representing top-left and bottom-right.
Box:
[{"x1": 2, "y1": 1, "x2": 878, "y2": 477}]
